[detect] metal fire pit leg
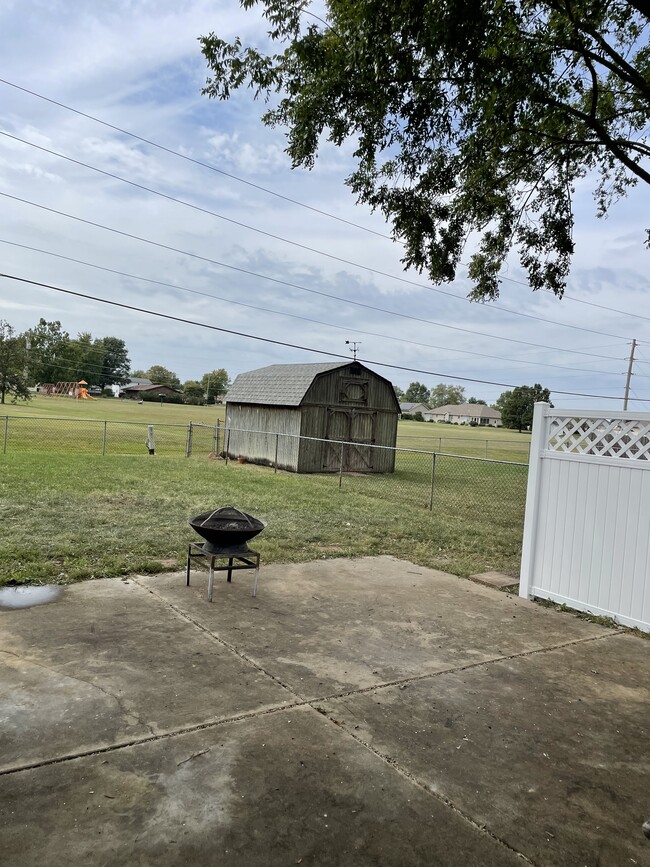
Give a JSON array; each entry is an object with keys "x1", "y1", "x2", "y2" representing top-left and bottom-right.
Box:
[{"x1": 186, "y1": 542, "x2": 261, "y2": 600}]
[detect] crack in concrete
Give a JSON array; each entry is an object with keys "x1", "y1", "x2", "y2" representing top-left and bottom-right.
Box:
[
  {"x1": 296, "y1": 634, "x2": 623, "y2": 867},
  {"x1": 0, "y1": 699, "x2": 307, "y2": 777},
  {"x1": 1, "y1": 583, "x2": 626, "y2": 865},
  {"x1": 129, "y1": 588, "x2": 621, "y2": 867},
  {"x1": 314, "y1": 630, "x2": 624, "y2": 703},
  {"x1": 315, "y1": 710, "x2": 540, "y2": 866},
  {"x1": 130, "y1": 578, "x2": 303, "y2": 700}
]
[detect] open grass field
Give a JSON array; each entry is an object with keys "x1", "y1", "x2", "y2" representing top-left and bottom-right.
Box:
[
  {"x1": 1, "y1": 395, "x2": 225, "y2": 457},
  {"x1": 396, "y1": 417, "x2": 531, "y2": 462},
  {"x1": 1, "y1": 394, "x2": 227, "y2": 424},
  {"x1": 2, "y1": 396, "x2": 531, "y2": 462},
  {"x1": 0, "y1": 398, "x2": 528, "y2": 586},
  {"x1": 0, "y1": 451, "x2": 526, "y2": 586}
]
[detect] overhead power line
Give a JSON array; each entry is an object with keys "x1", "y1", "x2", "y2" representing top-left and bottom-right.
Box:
[
  {"x1": 0, "y1": 236, "x2": 623, "y2": 378},
  {"x1": 2, "y1": 270, "x2": 645, "y2": 402},
  {"x1": 1, "y1": 77, "x2": 646, "y2": 326},
  {"x1": 1, "y1": 128, "x2": 637, "y2": 343},
  {"x1": 22, "y1": 351, "x2": 116, "y2": 379},
  {"x1": 0, "y1": 77, "x2": 390, "y2": 240},
  {"x1": 0, "y1": 191, "x2": 626, "y2": 362}
]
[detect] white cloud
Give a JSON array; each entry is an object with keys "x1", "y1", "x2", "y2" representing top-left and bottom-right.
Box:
[{"x1": 0, "y1": 0, "x2": 648, "y2": 411}]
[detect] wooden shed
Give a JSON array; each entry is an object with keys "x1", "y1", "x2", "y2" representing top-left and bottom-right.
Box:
[{"x1": 225, "y1": 361, "x2": 399, "y2": 473}]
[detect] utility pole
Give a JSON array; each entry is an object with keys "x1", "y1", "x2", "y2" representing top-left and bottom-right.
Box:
[{"x1": 623, "y1": 338, "x2": 637, "y2": 410}]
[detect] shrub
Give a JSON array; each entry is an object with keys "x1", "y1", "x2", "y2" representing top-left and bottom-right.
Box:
[{"x1": 138, "y1": 391, "x2": 184, "y2": 405}]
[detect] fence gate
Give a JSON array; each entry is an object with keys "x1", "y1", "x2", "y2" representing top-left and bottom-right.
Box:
[{"x1": 520, "y1": 402, "x2": 650, "y2": 632}]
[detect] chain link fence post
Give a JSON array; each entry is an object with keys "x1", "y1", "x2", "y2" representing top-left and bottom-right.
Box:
[
  {"x1": 147, "y1": 425, "x2": 155, "y2": 455},
  {"x1": 214, "y1": 420, "x2": 220, "y2": 456},
  {"x1": 429, "y1": 452, "x2": 436, "y2": 510},
  {"x1": 102, "y1": 420, "x2": 107, "y2": 456},
  {"x1": 338, "y1": 442, "x2": 345, "y2": 489},
  {"x1": 3, "y1": 416, "x2": 8, "y2": 454},
  {"x1": 274, "y1": 432, "x2": 279, "y2": 473},
  {"x1": 225, "y1": 428, "x2": 230, "y2": 465},
  {"x1": 185, "y1": 422, "x2": 193, "y2": 458}
]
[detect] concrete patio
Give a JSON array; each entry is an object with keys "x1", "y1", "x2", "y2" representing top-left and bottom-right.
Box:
[{"x1": 0, "y1": 556, "x2": 648, "y2": 866}]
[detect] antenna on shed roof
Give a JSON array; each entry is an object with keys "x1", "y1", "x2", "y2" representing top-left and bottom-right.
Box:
[{"x1": 345, "y1": 340, "x2": 361, "y2": 361}]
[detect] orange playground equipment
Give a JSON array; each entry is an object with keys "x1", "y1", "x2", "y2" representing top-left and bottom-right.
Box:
[{"x1": 40, "y1": 380, "x2": 97, "y2": 399}]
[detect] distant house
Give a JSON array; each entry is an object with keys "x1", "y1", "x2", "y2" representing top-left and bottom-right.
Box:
[
  {"x1": 425, "y1": 403, "x2": 502, "y2": 427},
  {"x1": 112, "y1": 377, "x2": 152, "y2": 397},
  {"x1": 399, "y1": 402, "x2": 430, "y2": 417},
  {"x1": 226, "y1": 361, "x2": 399, "y2": 473},
  {"x1": 120, "y1": 383, "x2": 180, "y2": 400}
]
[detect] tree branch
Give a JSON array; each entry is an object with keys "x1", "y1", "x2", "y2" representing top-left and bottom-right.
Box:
[
  {"x1": 540, "y1": 96, "x2": 650, "y2": 184},
  {"x1": 578, "y1": 22, "x2": 650, "y2": 98}
]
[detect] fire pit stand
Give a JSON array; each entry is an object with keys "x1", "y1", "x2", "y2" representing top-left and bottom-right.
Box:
[
  {"x1": 186, "y1": 542, "x2": 261, "y2": 601},
  {"x1": 186, "y1": 506, "x2": 266, "y2": 601}
]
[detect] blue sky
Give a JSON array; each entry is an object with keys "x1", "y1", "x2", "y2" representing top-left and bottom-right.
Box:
[{"x1": 1, "y1": 0, "x2": 649, "y2": 408}]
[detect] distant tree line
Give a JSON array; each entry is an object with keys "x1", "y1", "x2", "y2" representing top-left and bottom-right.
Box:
[
  {"x1": 393, "y1": 382, "x2": 486, "y2": 408},
  {"x1": 0, "y1": 317, "x2": 231, "y2": 407},
  {"x1": 0, "y1": 318, "x2": 131, "y2": 405},
  {"x1": 393, "y1": 379, "x2": 552, "y2": 430},
  {"x1": 131, "y1": 366, "x2": 230, "y2": 405}
]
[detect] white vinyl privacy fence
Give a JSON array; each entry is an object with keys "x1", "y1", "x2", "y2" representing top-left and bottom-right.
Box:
[{"x1": 520, "y1": 403, "x2": 650, "y2": 632}]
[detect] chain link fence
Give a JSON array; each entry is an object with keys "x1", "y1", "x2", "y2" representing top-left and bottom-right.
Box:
[
  {"x1": 396, "y1": 431, "x2": 531, "y2": 462},
  {"x1": 341, "y1": 446, "x2": 528, "y2": 530},
  {"x1": 0, "y1": 415, "x2": 222, "y2": 457},
  {"x1": 216, "y1": 425, "x2": 528, "y2": 527},
  {"x1": 1, "y1": 416, "x2": 527, "y2": 526}
]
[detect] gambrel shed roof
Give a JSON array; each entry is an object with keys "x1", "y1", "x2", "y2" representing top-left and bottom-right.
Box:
[
  {"x1": 226, "y1": 362, "x2": 400, "y2": 410},
  {"x1": 226, "y1": 362, "x2": 351, "y2": 407}
]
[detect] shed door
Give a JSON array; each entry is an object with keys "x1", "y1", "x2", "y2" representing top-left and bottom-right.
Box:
[
  {"x1": 323, "y1": 410, "x2": 349, "y2": 470},
  {"x1": 323, "y1": 409, "x2": 376, "y2": 471},
  {"x1": 348, "y1": 411, "x2": 375, "y2": 471}
]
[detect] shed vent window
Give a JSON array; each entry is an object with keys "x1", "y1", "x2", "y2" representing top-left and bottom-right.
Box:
[{"x1": 340, "y1": 379, "x2": 368, "y2": 403}]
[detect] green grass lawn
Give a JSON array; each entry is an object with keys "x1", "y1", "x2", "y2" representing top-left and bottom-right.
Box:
[
  {"x1": 396, "y1": 418, "x2": 531, "y2": 462},
  {"x1": 1, "y1": 396, "x2": 225, "y2": 457},
  {"x1": 2, "y1": 394, "x2": 226, "y2": 424},
  {"x1": 0, "y1": 452, "x2": 526, "y2": 586},
  {"x1": 2, "y1": 397, "x2": 530, "y2": 462},
  {"x1": 0, "y1": 399, "x2": 528, "y2": 586}
]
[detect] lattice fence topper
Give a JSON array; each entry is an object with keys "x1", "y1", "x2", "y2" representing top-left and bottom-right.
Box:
[{"x1": 547, "y1": 415, "x2": 650, "y2": 460}]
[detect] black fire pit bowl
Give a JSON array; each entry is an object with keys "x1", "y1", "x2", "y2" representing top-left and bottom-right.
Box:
[{"x1": 189, "y1": 505, "x2": 266, "y2": 554}]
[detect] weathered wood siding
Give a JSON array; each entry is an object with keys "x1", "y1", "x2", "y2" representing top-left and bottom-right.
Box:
[
  {"x1": 302, "y1": 363, "x2": 396, "y2": 410},
  {"x1": 226, "y1": 362, "x2": 398, "y2": 474},
  {"x1": 299, "y1": 363, "x2": 398, "y2": 473},
  {"x1": 225, "y1": 405, "x2": 301, "y2": 470}
]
